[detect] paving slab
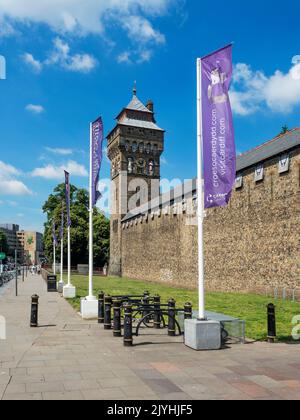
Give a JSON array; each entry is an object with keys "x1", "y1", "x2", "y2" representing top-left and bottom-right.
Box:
[{"x1": 1, "y1": 273, "x2": 300, "y2": 400}]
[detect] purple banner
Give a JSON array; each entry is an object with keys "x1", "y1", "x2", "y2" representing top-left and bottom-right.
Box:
[
  {"x1": 201, "y1": 44, "x2": 236, "y2": 209},
  {"x1": 52, "y1": 221, "x2": 58, "y2": 246},
  {"x1": 60, "y1": 207, "x2": 64, "y2": 240},
  {"x1": 91, "y1": 116, "x2": 103, "y2": 207},
  {"x1": 64, "y1": 170, "x2": 71, "y2": 227}
]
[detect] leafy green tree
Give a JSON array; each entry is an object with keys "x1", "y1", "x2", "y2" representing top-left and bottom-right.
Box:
[
  {"x1": 42, "y1": 183, "x2": 110, "y2": 267},
  {"x1": 93, "y1": 212, "x2": 110, "y2": 267},
  {"x1": 0, "y1": 231, "x2": 9, "y2": 258}
]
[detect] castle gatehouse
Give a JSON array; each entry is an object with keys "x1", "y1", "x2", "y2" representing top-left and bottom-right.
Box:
[{"x1": 107, "y1": 89, "x2": 300, "y2": 294}]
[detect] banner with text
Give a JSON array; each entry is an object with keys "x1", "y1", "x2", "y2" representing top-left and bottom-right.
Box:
[
  {"x1": 201, "y1": 44, "x2": 236, "y2": 209},
  {"x1": 91, "y1": 117, "x2": 104, "y2": 207},
  {"x1": 64, "y1": 170, "x2": 71, "y2": 227}
]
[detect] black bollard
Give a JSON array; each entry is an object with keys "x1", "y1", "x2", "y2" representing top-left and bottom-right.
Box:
[
  {"x1": 153, "y1": 295, "x2": 161, "y2": 329},
  {"x1": 98, "y1": 291, "x2": 105, "y2": 324},
  {"x1": 104, "y1": 295, "x2": 112, "y2": 330},
  {"x1": 22, "y1": 266, "x2": 25, "y2": 282},
  {"x1": 113, "y1": 299, "x2": 122, "y2": 337},
  {"x1": 168, "y1": 299, "x2": 176, "y2": 337},
  {"x1": 123, "y1": 303, "x2": 133, "y2": 347},
  {"x1": 184, "y1": 302, "x2": 193, "y2": 320},
  {"x1": 267, "y1": 303, "x2": 276, "y2": 343},
  {"x1": 30, "y1": 294, "x2": 39, "y2": 327}
]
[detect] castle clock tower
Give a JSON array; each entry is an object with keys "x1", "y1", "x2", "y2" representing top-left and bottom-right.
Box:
[{"x1": 107, "y1": 87, "x2": 165, "y2": 276}]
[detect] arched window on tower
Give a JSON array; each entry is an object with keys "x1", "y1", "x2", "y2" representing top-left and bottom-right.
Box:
[
  {"x1": 132, "y1": 142, "x2": 138, "y2": 153},
  {"x1": 128, "y1": 158, "x2": 133, "y2": 174},
  {"x1": 146, "y1": 143, "x2": 151, "y2": 154},
  {"x1": 139, "y1": 142, "x2": 144, "y2": 153}
]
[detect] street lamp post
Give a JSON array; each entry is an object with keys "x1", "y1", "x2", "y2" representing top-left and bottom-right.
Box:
[{"x1": 15, "y1": 249, "x2": 18, "y2": 297}]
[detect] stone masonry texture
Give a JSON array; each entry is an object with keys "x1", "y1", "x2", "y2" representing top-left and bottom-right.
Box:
[{"x1": 120, "y1": 148, "x2": 300, "y2": 293}]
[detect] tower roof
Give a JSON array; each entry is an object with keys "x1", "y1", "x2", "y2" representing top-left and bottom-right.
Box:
[
  {"x1": 126, "y1": 94, "x2": 153, "y2": 114},
  {"x1": 107, "y1": 87, "x2": 164, "y2": 138}
]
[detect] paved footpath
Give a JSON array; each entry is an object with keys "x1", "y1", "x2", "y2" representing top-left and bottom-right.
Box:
[{"x1": 0, "y1": 274, "x2": 300, "y2": 400}]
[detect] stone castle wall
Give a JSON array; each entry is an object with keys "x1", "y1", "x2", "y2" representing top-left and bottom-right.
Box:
[{"x1": 120, "y1": 148, "x2": 300, "y2": 293}]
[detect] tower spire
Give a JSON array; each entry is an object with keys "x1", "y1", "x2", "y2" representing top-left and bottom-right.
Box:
[{"x1": 133, "y1": 81, "x2": 137, "y2": 97}]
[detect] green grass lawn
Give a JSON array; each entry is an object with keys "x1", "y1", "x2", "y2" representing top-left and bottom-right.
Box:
[{"x1": 64, "y1": 274, "x2": 300, "y2": 342}]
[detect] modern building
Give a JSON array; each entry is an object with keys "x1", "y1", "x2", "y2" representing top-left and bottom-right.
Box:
[
  {"x1": 17, "y1": 231, "x2": 43, "y2": 265},
  {"x1": 0, "y1": 224, "x2": 19, "y2": 253},
  {"x1": 0, "y1": 223, "x2": 43, "y2": 264}
]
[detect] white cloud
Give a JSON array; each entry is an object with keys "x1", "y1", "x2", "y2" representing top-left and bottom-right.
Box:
[
  {"x1": 117, "y1": 49, "x2": 152, "y2": 65},
  {"x1": 122, "y1": 15, "x2": 165, "y2": 45},
  {"x1": 0, "y1": 161, "x2": 33, "y2": 196},
  {"x1": 0, "y1": 161, "x2": 20, "y2": 176},
  {"x1": 45, "y1": 147, "x2": 73, "y2": 156},
  {"x1": 65, "y1": 52, "x2": 97, "y2": 72},
  {"x1": 0, "y1": 1, "x2": 173, "y2": 35},
  {"x1": 231, "y1": 62, "x2": 300, "y2": 115},
  {"x1": 0, "y1": 19, "x2": 16, "y2": 36},
  {"x1": 26, "y1": 37, "x2": 97, "y2": 73},
  {"x1": 117, "y1": 51, "x2": 132, "y2": 64},
  {"x1": 31, "y1": 160, "x2": 88, "y2": 180},
  {"x1": 0, "y1": 0, "x2": 177, "y2": 63},
  {"x1": 25, "y1": 104, "x2": 45, "y2": 114},
  {"x1": 22, "y1": 53, "x2": 42, "y2": 72},
  {"x1": 138, "y1": 50, "x2": 152, "y2": 63}
]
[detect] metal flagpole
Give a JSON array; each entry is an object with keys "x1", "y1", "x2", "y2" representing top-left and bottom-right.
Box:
[
  {"x1": 67, "y1": 225, "x2": 71, "y2": 286},
  {"x1": 88, "y1": 122, "x2": 95, "y2": 300},
  {"x1": 196, "y1": 58, "x2": 206, "y2": 320},
  {"x1": 60, "y1": 235, "x2": 63, "y2": 284},
  {"x1": 15, "y1": 249, "x2": 18, "y2": 297},
  {"x1": 53, "y1": 240, "x2": 56, "y2": 275},
  {"x1": 63, "y1": 170, "x2": 75, "y2": 299}
]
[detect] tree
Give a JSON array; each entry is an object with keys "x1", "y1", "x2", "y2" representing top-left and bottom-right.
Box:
[
  {"x1": 0, "y1": 231, "x2": 9, "y2": 258},
  {"x1": 42, "y1": 183, "x2": 110, "y2": 268}
]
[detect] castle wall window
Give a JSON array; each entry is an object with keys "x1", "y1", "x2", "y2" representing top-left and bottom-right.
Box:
[
  {"x1": 254, "y1": 164, "x2": 264, "y2": 182},
  {"x1": 148, "y1": 160, "x2": 154, "y2": 176},
  {"x1": 235, "y1": 174, "x2": 243, "y2": 189},
  {"x1": 146, "y1": 143, "x2": 151, "y2": 154},
  {"x1": 132, "y1": 142, "x2": 138, "y2": 153},
  {"x1": 278, "y1": 154, "x2": 290, "y2": 174},
  {"x1": 128, "y1": 157, "x2": 133, "y2": 174}
]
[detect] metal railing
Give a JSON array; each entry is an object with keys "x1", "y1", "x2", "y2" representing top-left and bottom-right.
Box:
[{"x1": 265, "y1": 287, "x2": 300, "y2": 302}]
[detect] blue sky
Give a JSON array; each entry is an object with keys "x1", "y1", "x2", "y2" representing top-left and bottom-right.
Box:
[{"x1": 1, "y1": 0, "x2": 300, "y2": 232}]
